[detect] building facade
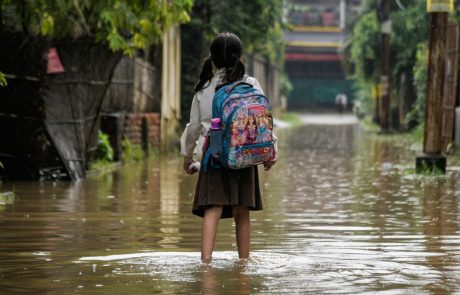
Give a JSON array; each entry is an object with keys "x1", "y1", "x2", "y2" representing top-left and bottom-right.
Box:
[{"x1": 285, "y1": 0, "x2": 363, "y2": 109}]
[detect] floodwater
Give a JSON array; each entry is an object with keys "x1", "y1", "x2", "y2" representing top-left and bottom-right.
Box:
[{"x1": 1, "y1": 114, "x2": 460, "y2": 294}]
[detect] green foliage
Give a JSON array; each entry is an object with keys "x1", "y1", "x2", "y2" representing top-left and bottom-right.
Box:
[
  {"x1": 390, "y1": 1, "x2": 429, "y2": 78},
  {"x1": 347, "y1": 0, "x2": 429, "y2": 126},
  {"x1": 417, "y1": 161, "x2": 445, "y2": 176},
  {"x1": 0, "y1": 191, "x2": 16, "y2": 206},
  {"x1": 0, "y1": 0, "x2": 193, "y2": 54},
  {"x1": 280, "y1": 72, "x2": 293, "y2": 98},
  {"x1": 209, "y1": 0, "x2": 285, "y2": 67},
  {"x1": 279, "y1": 112, "x2": 302, "y2": 127},
  {"x1": 409, "y1": 121, "x2": 424, "y2": 146},
  {"x1": 349, "y1": 11, "x2": 380, "y2": 82},
  {"x1": 122, "y1": 138, "x2": 143, "y2": 162},
  {"x1": 0, "y1": 71, "x2": 6, "y2": 86},
  {"x1": 94, "y1": 131, "x2": 114, "y2": 163},
  {"x1": 406, "y1": 44, "x2": 428, "y2": 127},
  {"x1": 88, "y1": 160, "x2": 118, "y2": 175},
  {"x1": 352, "y1": 79, "x2": 373, "y2": 115},
  {"x1": 360, "y1": 116, "x2": 380, "y2": 133}
]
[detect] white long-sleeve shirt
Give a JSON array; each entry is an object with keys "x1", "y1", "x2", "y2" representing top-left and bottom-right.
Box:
[{"x1": 180, "y1": 69, "x2": 277, "y2": 160}]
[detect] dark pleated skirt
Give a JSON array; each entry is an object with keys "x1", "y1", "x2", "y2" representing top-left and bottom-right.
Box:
[{"x1": 192, "y1": 157, "x2": 263, "y2": 219}]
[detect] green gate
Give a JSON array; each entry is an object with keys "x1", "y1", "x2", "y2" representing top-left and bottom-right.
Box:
[{"x1": 288, "y1": 78, "x2": 355, "y2": 109}]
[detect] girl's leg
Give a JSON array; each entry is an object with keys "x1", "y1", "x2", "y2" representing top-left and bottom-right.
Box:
[
  {"x1": 201, "y1": 206, "x2": 223, "y2": 263},
  {"x1": 232, "y1": 205, "x2": 251, "y2": 258}
]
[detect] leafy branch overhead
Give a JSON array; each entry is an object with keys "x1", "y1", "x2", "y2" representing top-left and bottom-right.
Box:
[
  {"x1": 209, "y1": 0, "x2": 285, "y2": 66},
  {"x1": 0, "y1": 0, "x2": 193, "y2": 55}
]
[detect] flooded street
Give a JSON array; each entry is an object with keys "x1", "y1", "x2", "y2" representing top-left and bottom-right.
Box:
[{"x1": 1, "y1": 115, "x2": 460, "y2": 294}]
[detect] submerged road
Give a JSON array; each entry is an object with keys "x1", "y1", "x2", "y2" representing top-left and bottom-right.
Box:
[{"x1": 1, "y1": 114, "x2": 460, "y2": 294}]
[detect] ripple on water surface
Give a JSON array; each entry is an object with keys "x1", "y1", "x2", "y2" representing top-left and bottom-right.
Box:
[{"x1": 1, "y1": 121, "x2": 460, "y2": 294}]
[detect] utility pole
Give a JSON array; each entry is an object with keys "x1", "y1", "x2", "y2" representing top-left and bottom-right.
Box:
[
  {"x1": 415, "y1": 2, "x2": 451, "y2": 173},
  {"x1": 377, "y1": 0, "x2": 391, "y2": 132}
]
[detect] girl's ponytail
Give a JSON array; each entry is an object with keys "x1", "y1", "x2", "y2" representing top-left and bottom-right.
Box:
[
  {"x1": 225, "y1": 59, "x2": 245, "y2": 84},
  {"x1": 194, "y1": 57, "x2": 214, "y2": 93}
]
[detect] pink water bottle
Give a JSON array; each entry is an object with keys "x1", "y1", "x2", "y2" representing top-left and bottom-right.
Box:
[
  {"x1": 211, "y1": 118, "x2": 221, "y2": 130},
  {"x1": 210, "y1": 118, "x2": 222, "y2": 156}
]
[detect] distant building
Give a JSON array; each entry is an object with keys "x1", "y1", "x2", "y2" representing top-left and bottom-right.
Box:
[{"x1": 284, "y1": 0, "x2": 363, "y2": 109}]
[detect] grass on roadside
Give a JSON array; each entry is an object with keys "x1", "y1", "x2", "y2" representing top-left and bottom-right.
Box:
[
  {"x1": 359, "y1": 116, "x2": 380, "y2": 133},
  {"x1": 408, "y1": 123, "x2": 424, "y2": 144},
  {"x1": 89, "y1": 160, "x2": 120, "y2": 174},
  {"x1": 279, "y1": 112, "x2": 302, "y2": 127}
]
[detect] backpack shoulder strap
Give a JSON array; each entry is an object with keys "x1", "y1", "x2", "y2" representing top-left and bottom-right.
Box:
[{"x1": 224, "y1": 80, "x2": 253, "y2": 94}]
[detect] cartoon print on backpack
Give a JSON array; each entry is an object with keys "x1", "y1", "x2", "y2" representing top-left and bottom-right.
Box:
[
  {"x1": 236, "y1": 109, "x2": 247, "y2": 146},
  {"x1": 230, "y1": 109, "x2": 248, "y2": 147},
  {"x1": 256, "y1": 111, "x2": 272, "y2": 143},
  {"x1": 231, "y1": 122, "x2": 239, "y2": 147},
  {"x1": 245, "y1": 113, "x2": 258, "y2": 145}
]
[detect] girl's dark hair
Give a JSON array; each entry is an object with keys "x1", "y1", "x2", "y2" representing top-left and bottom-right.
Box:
[{"x1": 194, "y1": 32, "x2": 246, "y2": 93}]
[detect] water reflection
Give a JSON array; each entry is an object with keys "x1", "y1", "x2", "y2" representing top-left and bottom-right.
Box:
[
  {"x1": 422, "y1": 180, "x2": 459, "y2": 294},
  {"x1": 1, "y1": 119, "x2": 460, "y2": 294},
  {"x1": 159, "y1": 158, "x2": 181, "y2": 248}
]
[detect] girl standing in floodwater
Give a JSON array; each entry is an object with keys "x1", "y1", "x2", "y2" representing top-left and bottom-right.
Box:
[{"x1": 180, "y1": 32, "x2": 277, "y2": 263}]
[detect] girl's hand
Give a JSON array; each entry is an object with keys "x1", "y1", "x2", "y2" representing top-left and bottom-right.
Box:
[
  {"x1": 183, "y1": 157, "x2": 199, "y2": 174},
  {"x1": 263, "y1": 159, "x2": 277, "y2": 171}
]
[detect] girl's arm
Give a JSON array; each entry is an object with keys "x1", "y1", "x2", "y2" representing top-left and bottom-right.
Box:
[{"x1": 180, "y1": 94, "x2": 202, "y2": 162}]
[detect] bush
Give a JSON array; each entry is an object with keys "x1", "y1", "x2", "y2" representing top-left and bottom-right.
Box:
[
  {"x1": 122, "y1": 138, "x2": 144, "y2": 162},
  {"x1": 405, "y1": 43, "x2": 427, "y2": 128},
  {"x1": 94, "y1": 131, "x2": 114, "y2": 163}
]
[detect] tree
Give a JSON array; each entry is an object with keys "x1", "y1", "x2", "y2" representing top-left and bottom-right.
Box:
[
  {"x1": 346, "y1": 0, "x2": 429, "y2": 128},
  {"x1": 0, "y1": 0, "x2": 193, "y2": 85},
  {"x1": 390, "y1": 1, "x2": 429, "y2": 128},
  {"x1": 0, "y1": 0, "x2": 192, "y2": 53},
  {"x1": 390, "y1": 1, "x2": 428, "y2": 80},
  {"x1": 210, "y1": 0, "x2": 285, "y2": 66},
  {"x1": 0, "y1": 1, "x2": 193, "y2": 180},
  {"x1": 349, "y1": 11, "x2": 381, "y2": 83}
]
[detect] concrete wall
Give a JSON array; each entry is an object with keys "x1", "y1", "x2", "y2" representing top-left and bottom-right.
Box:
[
  {"x1": 161, "y1": 26, "x2": 181, "y2": 152},
  {"x1": 102, "y1": 26, "x2": 182, "y2": 155},
  {"x1": 245, "y1": 53, "x2": 283, "y2": 116}
]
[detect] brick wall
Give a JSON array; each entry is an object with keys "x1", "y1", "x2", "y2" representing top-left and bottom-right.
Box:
[
  {"x1": 144, "y1": 113, "x2": 161, "y2": 148},
  {"x1": 123, "y1": 113, "x2": 161, "y2": 148}
]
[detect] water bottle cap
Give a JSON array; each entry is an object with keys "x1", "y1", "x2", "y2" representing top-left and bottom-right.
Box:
[{"x1": 211, "y1": 118, "x2": 221, "y2": 129}]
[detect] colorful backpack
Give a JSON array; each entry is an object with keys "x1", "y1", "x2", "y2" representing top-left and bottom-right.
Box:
[{"x1": 203, "y1": 79, "x2": 276, "y2": 171}]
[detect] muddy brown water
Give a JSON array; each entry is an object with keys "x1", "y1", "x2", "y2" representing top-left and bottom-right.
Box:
[{"x1": 1, "y1": 121, "x2": 460, "y2": 294}]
